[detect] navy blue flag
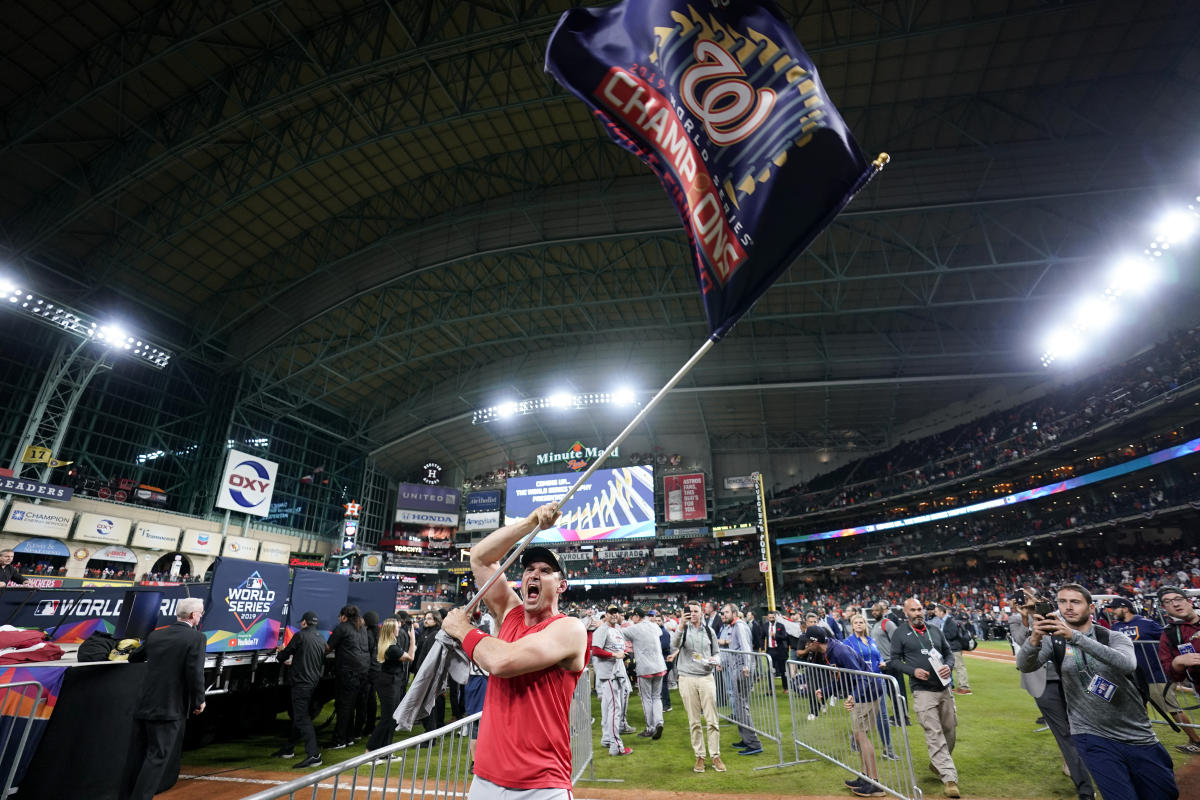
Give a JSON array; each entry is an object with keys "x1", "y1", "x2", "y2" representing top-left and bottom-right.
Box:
[{"x1": 546, "y1": 0, "x2": 880, "y2": 339}]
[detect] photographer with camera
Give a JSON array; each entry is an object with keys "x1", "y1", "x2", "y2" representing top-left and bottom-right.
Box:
[
  {"x1": 1009, "y1": 589, "x2": 1093, "y2": 800},
  {"x1": 1017, "y1": 583, "x2": 1178, "y2": 800}
]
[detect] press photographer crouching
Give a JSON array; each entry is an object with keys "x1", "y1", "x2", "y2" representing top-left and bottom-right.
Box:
[{"x1": 1017, "y1": 583, "x2": 1179, "y2": 800}]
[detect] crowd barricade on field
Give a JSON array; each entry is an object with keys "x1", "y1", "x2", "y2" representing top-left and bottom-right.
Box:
[
  {"x1": 0, "y1": 680, "x2": 49, "y2": 797},
  {"x1": 715, "y1": 648, "x2": 809, "y2": 771},
  {"x1": 786, "y1": 659, "x2": 923, "y2": 800},
  {"x1": 1131, "y1": 640, "x2": 1200, "y2": 730},
  {"x1": 241, "y1": 668, "x2": 596, "y2": 800}
]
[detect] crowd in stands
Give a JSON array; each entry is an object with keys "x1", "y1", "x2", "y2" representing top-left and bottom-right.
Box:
[
  {"x1": 787, "y1": 469, "x2": 1198, "y2": 570},
  {"x1": 13, "y1": 560, "x2": 67, "y2": 576},
  {"x1": 553, "y1": 537, "x2": 758, "y2": 580},
  {"x1": 717, "y1": 327, "x2": 1200, "y2": 526}
]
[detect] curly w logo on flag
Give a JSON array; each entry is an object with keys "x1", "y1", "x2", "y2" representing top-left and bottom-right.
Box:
[{"x1": 546, "y1": 0, "x2": 883, "y2": 339}]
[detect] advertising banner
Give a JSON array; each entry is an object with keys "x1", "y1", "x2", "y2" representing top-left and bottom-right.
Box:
[
  {"x1": 92, "y1": 545, "x2": 137, "y2": 563},
  {"x1": 664, "y1": 473, "x2": 707, "y2": 522},
  {"x1": 180, "y1": 529, "x2": 222, "y2": 556},
  {"x1": 724, "y1": 475, "x2": 757, "y2": 490},
  {"x1": 362, "y1": 553, "x2": 384, "y2": 573},
  {"x1": 396, "y1": 483, "x2": 461, "y2": 514},
  {"x1": 505, "y1": 465, "x2": 655, "y2": 542},
  {"x1": 202, "y1": 557, "x2": 289, "y2": 652},
  {"x1": 598, "y1": 548, "x2": 649, "y2": 559},
  {"x1": 73, "y1": 512, "x2": 132, "y2": 545},
  {"x1": 395, "y1": 508, "x2": 457, "y2": 527},
  {"x1": 13, "y1": 538, "x2": 71, "y2": 558},
  {"x1": 222, "y1": 535, "x2": 260, "y2": 560},
  {"x1": 0, "y1": 474, "x2": 72, "y2": 501},
  {"x1": 130, "y1": 521, "x2": 180, "y2": 550},
  {"x1": 0, "y1": 585, "x2": 200, "y2": 642},
  {"x1": 348, "y1": 580, "x2": 400, "y2": 620},
  {"x1": 283, "y1": 568, "x2": 348, "y2": 643},
  {"x1": 654, "y1": 546, "x2": 680, "y2": 556},
  {"x1": 214, "y1": 449, "x2": 279, "y2": 518},
  {"x1": 465, "y1": 491, "x2": 501, "y2": 512},
  {"x1": 556, "y1": 551, "x2": 594, "y2": 562},
  {"x1": 3, "y1": 503, "x2": 73, "y2": 538},
  {"x1": 258, "y1": 539, "x2": 291, "y2": 565},
  {"x1": 463, "y1": 510, "x2": 501, "y2": 531},
  {"x1": 573, "y1": 574, "x2": 711, "y2": 586},
  {"x1": 20, "y1": 577, "x2": 64, "y2": 588}
]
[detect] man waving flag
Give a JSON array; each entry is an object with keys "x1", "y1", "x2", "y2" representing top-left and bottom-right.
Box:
[{"x1": 546, "y1": 0, "x2": 883, "y2": 339}]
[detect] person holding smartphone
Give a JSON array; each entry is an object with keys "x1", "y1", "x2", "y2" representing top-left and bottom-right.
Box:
[
  {"x1": 1017, "y1": 584, "x2": 1177, "y2": 800},
  {"x1": 1009, "y1": 588, "x2": 1093, "y2": 800}
]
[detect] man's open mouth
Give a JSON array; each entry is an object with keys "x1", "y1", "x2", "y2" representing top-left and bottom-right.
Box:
[{"x1": 526, "y1": 583, "x2": 541, "y2": 600}]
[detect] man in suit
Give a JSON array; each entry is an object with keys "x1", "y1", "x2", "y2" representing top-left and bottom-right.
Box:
[
  {"x1": 762, "y1": 610, "x2": 790, "y2": 691},
  {"x1": 124, "y1": 596, "x2": 207, "y2": 800}
]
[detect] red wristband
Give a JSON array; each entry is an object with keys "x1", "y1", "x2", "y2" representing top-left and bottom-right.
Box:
[{"x1": 462, "y1": 628, "x2": 489, "y2": 660}]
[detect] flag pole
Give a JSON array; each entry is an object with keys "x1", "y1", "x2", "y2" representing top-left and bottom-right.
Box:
[{"x1": 465, "y1": 336, "x2": 717, "y2": 612}]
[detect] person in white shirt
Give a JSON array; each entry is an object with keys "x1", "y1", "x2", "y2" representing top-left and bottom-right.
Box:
[
  {"x1": 624, "y1": 608, "x2": 668, "y2": 739},
  {"x1": 592, "y1": 605, "x2": 633, "y2": 756}
]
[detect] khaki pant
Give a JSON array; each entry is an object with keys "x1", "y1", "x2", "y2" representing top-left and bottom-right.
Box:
[
  {"x1": 951, "y1": 653, "x2": 969, "y2": 691},
  {"x1": 678, "y1": 674, "x2": 720, "y2": 759},
  {"x1": 913, "y1": 688, "x2": 957, "y2": 782}
]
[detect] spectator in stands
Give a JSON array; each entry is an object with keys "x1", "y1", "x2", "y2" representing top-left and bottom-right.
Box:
[
  {"x1": 1018, "y1": 584, "x2": 1178, "y2": 800},
  {"x1": 891, "y1": 598, "x2": 959, "y2": 798},
  {"x1": 672, "y1": 601, "x2": 724, "y2": 773},
  {"x1": 1107, "y1": 597, "x2": 1200, "y2": 754},
  {"x1": 718, "y1": 603, "x2": 762, "y2": 756}
]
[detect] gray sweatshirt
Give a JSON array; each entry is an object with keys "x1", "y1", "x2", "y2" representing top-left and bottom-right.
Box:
[
  {"x1": 622, "y1": 620, "x2": 667, "y2": 676},
  {"x1": 671, "y1": 622, "x2": 719, "y2": 677},
  {"x1": 1017, "y1": 624, "x2": 1156, "y2": 745},
  {"x1": 591, "y1": 623, "x2": 629, "y2": 682}
]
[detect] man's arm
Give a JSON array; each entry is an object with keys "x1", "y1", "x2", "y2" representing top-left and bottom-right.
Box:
[
  {"x1": 188, "y1": 631, "x2": 206, "y2": 713},
  {"x1": 1016, "y1": 635, "x2": 1052, "y2": 673},
  {"x1": 670, "y1": 626, "x2": 685, "y2": 650},
  {"x1": 888, "y1": 629, "x2": 915, "y2": 676},
  {"x1": 470, "y1": 503, "x2": 561, "y2": 621},
  {"x1": 1071, "y1": 628, "x2": 1136, "y2": 673},
  {"x1": 447, "y1": 613, "x2": 587, "y2": 678}
]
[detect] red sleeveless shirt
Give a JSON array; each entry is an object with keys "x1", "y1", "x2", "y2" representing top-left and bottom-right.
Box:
[{"x1": 472, "y1": 606, "x2": 582, "y2": 789}]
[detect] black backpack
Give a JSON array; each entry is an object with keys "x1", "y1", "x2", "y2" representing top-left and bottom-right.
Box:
[
  {"x1": 1050, "y1": 626, "x2": 1149, "y2": 704},
  {"x1": 77, "y1": 631, "x2": 118, "y2": 662}
]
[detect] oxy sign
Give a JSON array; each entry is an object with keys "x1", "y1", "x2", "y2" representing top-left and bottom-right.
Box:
[{"x1": 215, "y1": 449, "x2": 279, "y2": 518}]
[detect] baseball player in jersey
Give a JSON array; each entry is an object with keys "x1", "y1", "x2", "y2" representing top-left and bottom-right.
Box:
[
  {"x1": 442, "y1": 504, "x2": 588, "y2": 800},
  {"x1": 592, "y1": 605, "x2": 634, "y2": 755}
]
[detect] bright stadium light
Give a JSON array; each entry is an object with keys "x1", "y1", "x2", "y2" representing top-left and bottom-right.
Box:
[
  {"x1": 547, "y1": 393, "x2": 573, "y2": 409},
  {"x1": 0, "y1": 284, "x2": 172, "y2": 369},
  {"x1": 613, "y1": 386, "x2": 636, "y2": 406},
  {"x1": 1152, "y1": 209, "x2": 1199, "y2": 247},
  {"x1": 496, "y1": 401, "x2": 518, "y2": 419},
  {"x1": 1071, "y1": 296, "x2": 1117, "y2": 332},
  {"x1": 472, "y1": 388, "x2": 642, "y2": 424}
]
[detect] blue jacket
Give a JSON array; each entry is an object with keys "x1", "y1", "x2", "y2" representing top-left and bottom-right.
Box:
[
  {"x1": 824, "y1": 638, "x2": 883, "y2": 702},
  {"x1": 845, "y1": 634, "x2": 884, "y2": 674}
]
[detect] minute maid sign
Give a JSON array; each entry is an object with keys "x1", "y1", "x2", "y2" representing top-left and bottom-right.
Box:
[
  {"x1": 215, "y1": 449, "x2": 279, "y2": 519},
  {"x1": 535, "y1": 441, "x2": 618, "y2": 471},
  {"x1": 202, "y1": 557, "x2": 289, "y2": 652}
]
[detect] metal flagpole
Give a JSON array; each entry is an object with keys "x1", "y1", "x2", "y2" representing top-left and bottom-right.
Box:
[{"x1": 466, "y1": 336, "x2": 717, "y2": 611}]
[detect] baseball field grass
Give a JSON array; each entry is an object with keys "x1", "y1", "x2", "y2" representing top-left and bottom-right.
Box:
[{"x1": 179, "y1": 641, "x2": 1198, "y2": 798}]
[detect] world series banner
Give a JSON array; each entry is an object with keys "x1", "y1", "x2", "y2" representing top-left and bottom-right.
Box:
[
  {"x1": 0, "y1": 585, "x2": 201, "y2": 642},
  {"x1": 546, "y1": 0, "x2": 876, "y2": 339},
  {"x1": 202, "y1": 557, "x2": 291, "y2": 652},
  {"x1": 283, "y1": 569, "x2": 348, "y2": 644}
]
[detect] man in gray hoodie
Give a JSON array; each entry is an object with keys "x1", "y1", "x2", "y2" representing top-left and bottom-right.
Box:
[
  {"x1": 1017, "y1": 583, "x2": 1178, "y2": 800},
  {"x1": 624, "y1": 608, "x2": 668, "y2": 740}
]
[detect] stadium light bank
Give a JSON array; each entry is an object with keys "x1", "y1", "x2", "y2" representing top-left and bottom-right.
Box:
[{"x1": 473, "y1": 387, "x2": 639, "y2": 424}]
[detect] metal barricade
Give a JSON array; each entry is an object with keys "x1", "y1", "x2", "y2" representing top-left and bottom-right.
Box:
[
  {"x1": 0, "y1": 680, "x2": 50, "y2": 797},
  {"x1": 786, "y1": 659, "x2": 922, "y2": 800},
  {"x1": 715, "y1": 648, "x2": 808, "y2": 770},
  {"x1": 242, "y1": 668, "x2": 596, "y2": 799},
  {"x1": 1132, "y1": 640, "x2": 1200, "y2": 730}
]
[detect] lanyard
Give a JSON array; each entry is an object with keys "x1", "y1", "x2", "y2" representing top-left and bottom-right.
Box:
[{"x1": 909, "y1": 622, "x2": 933, "y2": 651}]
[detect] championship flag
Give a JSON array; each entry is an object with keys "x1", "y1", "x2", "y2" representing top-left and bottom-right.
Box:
[
  {"x1": 20, "y1": 445, "x2": 72, "y2": 468},
  {"x1": 546, "y1": 0, "x2": 884, "y2": 339}
]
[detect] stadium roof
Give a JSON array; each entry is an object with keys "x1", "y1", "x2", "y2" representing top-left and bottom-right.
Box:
[{"x1": 2, "y1": 0, "x2": 1198, "y2": 478}]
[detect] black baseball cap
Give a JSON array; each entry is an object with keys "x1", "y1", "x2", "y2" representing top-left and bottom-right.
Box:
[
  {"x1": 1107, "y1": 598, "x2": 1136, "y2": 611},
  {"x1": 301, "y1": 611, "x2": 319, "y2": 625},
  {"x1": 606, "y1": 605, "x2": 622, "y2": 615},
  {"x1": 803, "y1": 625, "x2": 829, "y2": 643},
  {"x1": 521, "y1": 546, "x2": 563, "y2": 574}
]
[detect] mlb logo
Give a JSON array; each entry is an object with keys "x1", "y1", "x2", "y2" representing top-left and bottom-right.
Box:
[
  {"x1": 246, "y1": 575, "x2": 263, "y2": 589},
  {"x1": 11, "y1": 510, "x2": 25, "y2": 521},
  {"x1": 35, "y1": 600, "x2": 61, "y2": 616}
]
